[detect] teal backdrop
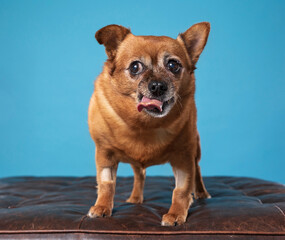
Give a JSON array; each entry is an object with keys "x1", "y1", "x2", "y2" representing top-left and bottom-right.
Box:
[{"x1": 1, "y1": 0, "x2": 284, "y2": 183}]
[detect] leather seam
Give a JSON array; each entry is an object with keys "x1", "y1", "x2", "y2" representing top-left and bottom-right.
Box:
[
  {"x1": 273, "y1": 204, "x2": 285, "y2": 218},
  {"x1": 0, "y1": 230, "x2": 284, "y2": 235}
]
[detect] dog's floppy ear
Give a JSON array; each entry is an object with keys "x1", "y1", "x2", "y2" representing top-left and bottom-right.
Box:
[
  {"x1": 178, "y1": 22, "x2": 210, "y2": 65},
  {"x1": 95, "y1": 24, "x2": 131, "y2": 60}
]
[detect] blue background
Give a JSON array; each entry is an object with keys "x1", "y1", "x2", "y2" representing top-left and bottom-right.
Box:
[{"x1": 1, "y1": 0, "x2": 284, "y2": 183}]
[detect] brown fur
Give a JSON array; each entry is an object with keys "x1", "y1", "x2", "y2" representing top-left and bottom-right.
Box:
[{"x1": 87, "y1": 22, "x2": 211, "y2": 226}]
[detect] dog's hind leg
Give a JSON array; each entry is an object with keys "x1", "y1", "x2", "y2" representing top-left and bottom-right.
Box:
[
  {"x1": 194, "y1": 163, "x2": 211, "y2": 199},
  {"x1": 194, "y1": 133, "x2": 211, "y2": 199},
  {"x1": 126, "y1": 164, "x2": 146, "y2": 204}
]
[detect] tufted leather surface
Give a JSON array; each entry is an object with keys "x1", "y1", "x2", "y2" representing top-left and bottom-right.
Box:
[{"x1": 0, "y1": 176, "x2": 284, "y2": 239}]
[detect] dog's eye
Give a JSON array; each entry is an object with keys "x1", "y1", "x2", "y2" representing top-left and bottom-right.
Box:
[
  {"x1": 129, "y1": 61, "x2": 144, "y2": 75},
  {"x1": 166, "y1": 59, "x2": 182, "y2": 74}
]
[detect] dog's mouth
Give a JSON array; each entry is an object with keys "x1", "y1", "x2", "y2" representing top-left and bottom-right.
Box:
[{"x1": 137, "y1": 94, "x2": 175, "y2": 118}]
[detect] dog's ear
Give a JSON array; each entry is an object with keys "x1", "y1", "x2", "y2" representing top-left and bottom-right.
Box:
[
  {"x1": 178, "y1": 22, "x2": 210, "y2": 65},
  {"x1": 95, "y1": 24, "x2": 131, "y2": 60}
]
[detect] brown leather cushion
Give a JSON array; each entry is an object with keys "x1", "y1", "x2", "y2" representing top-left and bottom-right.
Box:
[{"x1": 0, "y1": 176, "x2": 284, "y2": 239}]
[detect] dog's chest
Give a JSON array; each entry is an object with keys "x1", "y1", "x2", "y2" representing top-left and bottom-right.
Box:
[{"x1": 115, "y1": 127, "x2": 173, "y2": 164}]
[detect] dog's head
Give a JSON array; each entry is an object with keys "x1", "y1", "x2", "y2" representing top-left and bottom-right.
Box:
[{"x1": 95, "y1": 23, "x2": 210, "y2": 118}]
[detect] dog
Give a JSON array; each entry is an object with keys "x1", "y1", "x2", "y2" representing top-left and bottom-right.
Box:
[{"x1": 87, "y1": 22, "x2": 211, "y2": 226}]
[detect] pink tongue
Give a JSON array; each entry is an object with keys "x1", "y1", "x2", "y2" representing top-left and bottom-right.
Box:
[{"x1": 137, "y1": 96, "x2": 163, "y2": 112}]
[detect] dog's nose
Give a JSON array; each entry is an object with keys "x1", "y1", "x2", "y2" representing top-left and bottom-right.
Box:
[{"x1": 148, "y1": 81, "x2": 168, "y2": 97}]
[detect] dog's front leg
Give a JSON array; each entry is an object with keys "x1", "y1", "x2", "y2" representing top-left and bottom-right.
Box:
[
  {"x1": 88, "y1": 149, "x2": 118, "y2": 218},
  {"x1": 161, "y1": 164, "x2": 195, "y2": 226}
]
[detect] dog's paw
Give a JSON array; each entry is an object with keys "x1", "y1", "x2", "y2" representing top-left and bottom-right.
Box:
[
  {"x1": 87, "y1": 205, "x2": 112, "y2": 218},
  {"x1": 126, "y1": 195, "x2": 143, "y2": 204},
  {"x1": 194, "y1": 191, "x2": 211, "y2": 200},
  {"x1": 161, "y1": 213, "x2": 186, "y2": 226}
]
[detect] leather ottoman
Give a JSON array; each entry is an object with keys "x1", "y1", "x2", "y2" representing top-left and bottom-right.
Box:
[{"x1": 0, "y1": 176, "x2": 284, "y2": 239}]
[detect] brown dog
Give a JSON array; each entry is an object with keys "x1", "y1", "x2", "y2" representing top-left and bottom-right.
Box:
[{"x1": 87, "y1": 22, "x2": 211, "y2": 226}]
